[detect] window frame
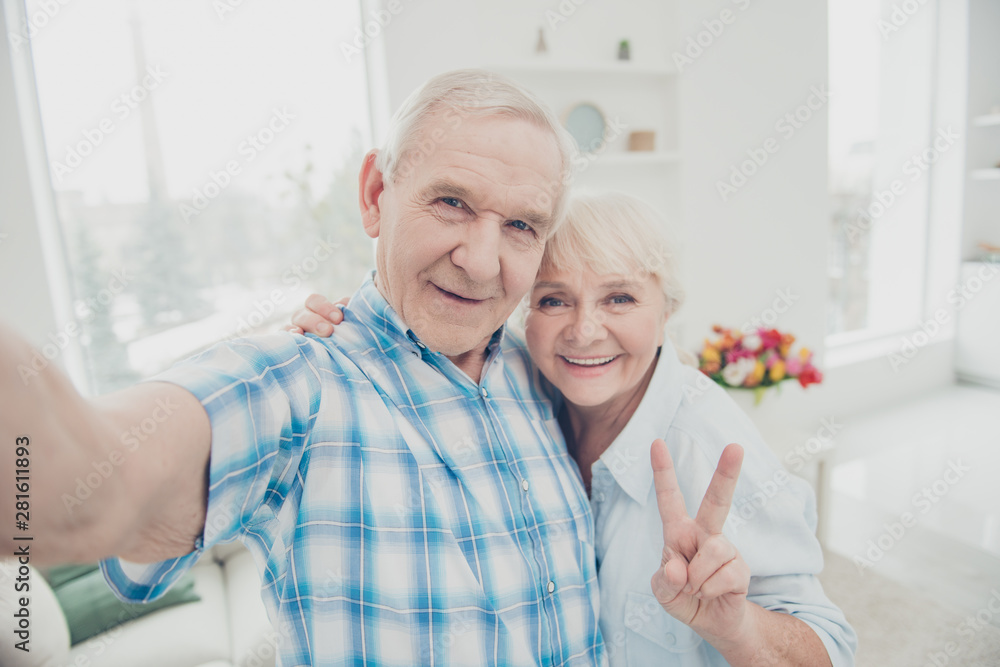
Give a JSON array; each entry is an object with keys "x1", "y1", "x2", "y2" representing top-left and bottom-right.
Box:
[{"x1": 4, "y1": 0, "x2": 388, "y2": 394}]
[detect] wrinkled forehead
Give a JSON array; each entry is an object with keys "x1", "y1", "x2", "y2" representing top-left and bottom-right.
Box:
[{"x1": 405, "y1": 113, "x2": 562, "y2": 214}]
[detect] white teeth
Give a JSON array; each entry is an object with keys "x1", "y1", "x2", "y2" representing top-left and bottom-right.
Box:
[{"x1": 563, "y1": 355, "x2": 617, "y2": 366}]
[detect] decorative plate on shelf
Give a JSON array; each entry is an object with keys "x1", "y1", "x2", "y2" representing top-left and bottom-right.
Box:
[{"x1": 563, "y1": 102, "x2": 606, "y2": 154}]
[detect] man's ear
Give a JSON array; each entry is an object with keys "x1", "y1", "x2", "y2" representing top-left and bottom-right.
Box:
[{"x1": 359, "y1": 149, "x2": 385, "y2": 239}]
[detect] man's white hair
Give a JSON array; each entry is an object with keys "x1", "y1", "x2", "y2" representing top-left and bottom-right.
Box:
[{"x1": 374, "y1": 68, "x2": 577, "y2": 236}]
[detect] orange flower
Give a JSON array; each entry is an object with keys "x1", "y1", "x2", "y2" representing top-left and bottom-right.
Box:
[
  {"x1": 769, "y1": 360, "x2": 786, "y2": 382},
  {"x1": 779, "y1": 333, "x2": 795, "y2": 357},
  {"x1": 744, "y1": 360, "x2": 766, "y2": 387},
  {"x1": 718, "y1": 332, "x2": 738, "y2": 351}
]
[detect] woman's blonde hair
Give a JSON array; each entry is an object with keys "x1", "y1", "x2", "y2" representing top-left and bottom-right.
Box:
[{"x1": 538, "y1": 191, "x2": 685, "y2": 316}]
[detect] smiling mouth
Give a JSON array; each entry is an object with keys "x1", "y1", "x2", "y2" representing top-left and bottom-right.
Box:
[
  {"x1": 433, "y1": 284, "x2": 487, "y2": 303},
  {"x1": 561, "y1": 355, "x2": 618, "y2": 367}
]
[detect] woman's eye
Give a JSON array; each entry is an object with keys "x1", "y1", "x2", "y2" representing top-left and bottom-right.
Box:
[
  {"x1": 441, "y1": 197, "x2": 464, "y2": 208},
  {"x1": 539, "y1": 296, "x2": 564, "y2": 308},
  {"x1": 609, "y1": 295, "x2": 635, "y2": 305},
  {"x1": 509, "y1": 219, "x2": 532, "y2": 232}
]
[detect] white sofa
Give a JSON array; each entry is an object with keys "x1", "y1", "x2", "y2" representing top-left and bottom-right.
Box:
[{"x1": 0, "y1": 542, "x2": 277, "y2": 667}]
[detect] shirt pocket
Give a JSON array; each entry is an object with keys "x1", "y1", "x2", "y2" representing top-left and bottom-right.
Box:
[{"x1": 625, "y1": 591, "x2": 703, "y2": 663}]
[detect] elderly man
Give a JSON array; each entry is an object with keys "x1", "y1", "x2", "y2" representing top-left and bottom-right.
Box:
[{"x1": 0, "y1": 70, "x2": 603, "y2": 665}]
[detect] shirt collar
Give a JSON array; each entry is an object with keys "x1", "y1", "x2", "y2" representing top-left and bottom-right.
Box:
[
  {"x1": 347, "y1": 271, "x2": 507, "y2": 362},
  {"x1": 597, "y1": 335, "x2": 686, "y2": 505}
]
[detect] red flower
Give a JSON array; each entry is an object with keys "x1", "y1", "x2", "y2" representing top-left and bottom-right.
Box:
[
  {"x1": 797, "y1": 365, "x2": 823, "y2": 388},
  {"x1": 760, "y1": 329, "x2": 783, "y2": 351}
]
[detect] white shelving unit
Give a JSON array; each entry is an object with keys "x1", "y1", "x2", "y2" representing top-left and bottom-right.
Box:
[
  {"x1": 968, "y1": 114, "x2": 1000, "y2": 181},
  {"x1": 488, "y1": 59, "x2": 681, "y2": 227},
  {"x1": 498, "y1": 61, "x2": 676, "y2": 76},
  {"x1": 972, "y1": 113, "x2": 1000, "y2": 127},
  {"x1": 490, "y1": 60, "x2": 678, "y2": 157}
]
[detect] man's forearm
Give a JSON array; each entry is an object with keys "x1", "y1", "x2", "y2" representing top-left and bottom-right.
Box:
[
  {"x1": 0, "y1": 322, "x2": 128, "y2": 563},
  {"x1": 704, "y1": 602, "x2": 833, "y2": 667},
  {"x1": 1, "y1": 322, "x2": 213, "y2": 566}
]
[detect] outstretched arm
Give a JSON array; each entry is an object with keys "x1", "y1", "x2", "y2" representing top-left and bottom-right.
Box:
[
  {"x1": 0, "y1": 322, "x2": 211, "y2": 566},
  {"x1": 650, "y1": 439, "x2": 832, "y2": 667}
]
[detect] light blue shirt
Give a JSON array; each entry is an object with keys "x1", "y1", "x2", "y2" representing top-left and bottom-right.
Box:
[
  {"x1": 102, "y1": 275, "x2": 604, "y2": 667},
  {"x1": 585, "y1": 339, "x2": 857, "y2": 666}
]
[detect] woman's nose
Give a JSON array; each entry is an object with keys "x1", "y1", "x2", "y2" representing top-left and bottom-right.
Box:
[{"x1": 567, "y1": 306, "x2": 606, "y2": 345}]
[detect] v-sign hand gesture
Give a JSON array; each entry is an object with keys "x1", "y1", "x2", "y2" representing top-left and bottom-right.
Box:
[{"x1": 650, "y1": 439, "x2": 751, "y2": 643}]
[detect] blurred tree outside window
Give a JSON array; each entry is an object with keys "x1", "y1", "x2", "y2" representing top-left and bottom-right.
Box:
[
  {"x1": 828, "y1": 0, "x2": 937, "y2": 338},
  {"x1": 26, "y1": 0, "x2": 376, "y2": 394}
]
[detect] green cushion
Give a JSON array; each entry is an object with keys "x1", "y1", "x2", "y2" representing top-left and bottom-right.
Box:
[
  {"x1": 42, "y1": 563, "x2": 100, "y2": 588},
  {"x1": 44, "y1": 564, "x2": 201, "y2": 646}
]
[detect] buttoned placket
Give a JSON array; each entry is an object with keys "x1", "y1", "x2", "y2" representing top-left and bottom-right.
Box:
[
  {"x1": 476, "y1": 355, "x2": 562, "y2": 666},
  {"x1": 590, "y1": 462, "x2": 614, "y2": 565}
]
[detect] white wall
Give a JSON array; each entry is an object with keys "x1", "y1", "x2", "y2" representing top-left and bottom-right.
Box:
[
  {"x1": 376, "y1": 0, "x2": 674, "y2": 112},
  {"x1": 673, "y1": 0, "x2": 828, "y2": 359}
]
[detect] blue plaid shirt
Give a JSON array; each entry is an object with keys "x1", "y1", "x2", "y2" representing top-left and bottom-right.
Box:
[{"x1": 102, "y1": 275, "x2": 604, "y2": 666}]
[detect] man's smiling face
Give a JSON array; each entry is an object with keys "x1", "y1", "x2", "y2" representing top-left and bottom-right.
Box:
[{"x1": 362, "y1": 113, "x2": 563, "y2": 364}]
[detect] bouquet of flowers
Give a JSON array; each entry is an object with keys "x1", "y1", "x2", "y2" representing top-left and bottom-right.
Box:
[{"x1": 698, "y1": 325, "x2": 823, "y2": 403}]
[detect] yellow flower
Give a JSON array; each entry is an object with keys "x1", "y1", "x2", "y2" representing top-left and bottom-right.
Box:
[
  {"x1": 769, "y1": 360, "x2": 786, "y2": 382},
  {"x1": 799, "y1": 347, "x2": 812, "y2": 361},
  {"x1": 744, "y1": 360, "x2": 766, "y2": 387},
  {"x1": 701, "y1": 343, "x2": 721, "y2": 363}
]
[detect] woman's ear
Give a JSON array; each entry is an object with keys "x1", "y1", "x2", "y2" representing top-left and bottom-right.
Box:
[
  {"x1": 658, "y1": 303, "x2": 670, "y2": 347},
  {"x1": 359, "y1": 149, "x2": 385, "y2": 239}
]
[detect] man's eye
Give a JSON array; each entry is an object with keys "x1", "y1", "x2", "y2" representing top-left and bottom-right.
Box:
[
  {"x1": 509, "y1": 219, "x2": 532, "y2": 232},
  {"x1": 539, "y1": 296, "x2": 565, "y2": 308},
  {"x1": 441, "y1": 197, "x2": 464, "y2": 208}
]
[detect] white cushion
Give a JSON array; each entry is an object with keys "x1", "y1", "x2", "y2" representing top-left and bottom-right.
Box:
[
  {"x1": 0, "y1": 561, "x2": 70, "y2": 667},
  {"x1": 66, "y1": 559, "x2": 230, "y2": 667},
  {"x1": 224, "y1": 547, "x2": 277, "y2": 667}
]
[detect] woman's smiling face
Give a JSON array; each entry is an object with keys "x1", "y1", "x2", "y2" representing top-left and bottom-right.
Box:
[{"x1": 524, "y1": 267, "x2": 668, "y2": 410}]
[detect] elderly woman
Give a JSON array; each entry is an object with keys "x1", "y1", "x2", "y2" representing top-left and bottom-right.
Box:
[{"x1": 291, "y1": 192, "x2": 857, "y2": 666}]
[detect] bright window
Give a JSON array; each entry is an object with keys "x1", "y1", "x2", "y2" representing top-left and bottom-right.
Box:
[
  {"x1": 23, "y1": 0, "x2": 375, "y2": 393},
  {"x1": 828, "y1": 0, "x2": 938, "y2": 338}
]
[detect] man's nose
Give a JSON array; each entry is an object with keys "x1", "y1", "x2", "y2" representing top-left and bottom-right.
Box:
[{"x1": 451, "y1": 218, "x2": 501, "y2": 283}]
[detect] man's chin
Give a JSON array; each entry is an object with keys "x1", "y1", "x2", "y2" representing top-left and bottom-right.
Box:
[{"x1": 407, "y1": 318, "x2": 496, "y2": 359}]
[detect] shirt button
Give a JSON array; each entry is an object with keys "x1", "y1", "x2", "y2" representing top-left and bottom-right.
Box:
[
  {"x1": 416, "y1": 341, "x2": 426, "y2": 349},
  {"x1": 521, "y1": 479, "x2": 530, "y2": 492},
  {"x1": 595, "y1": 492, "x2": 606, "y2": 503},
  {"x1": 664, "y1": 633, "x2": 676, "y2": 646},
  {"x1": 480, "y1": 387, "x2": 489, "y2": 398},
  {"x1": 547, "y1": 581, "x2": 555, "y2": 594}
]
